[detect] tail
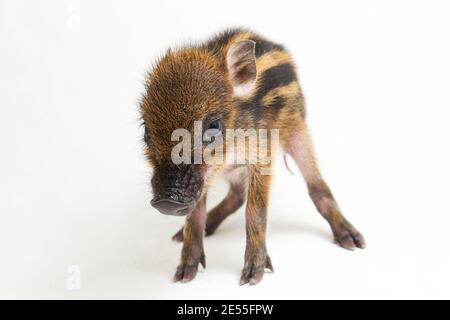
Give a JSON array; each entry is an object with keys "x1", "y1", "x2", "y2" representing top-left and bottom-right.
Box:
[{"x1": 283, "y1": 154, "x2": 295, "y2": 175}]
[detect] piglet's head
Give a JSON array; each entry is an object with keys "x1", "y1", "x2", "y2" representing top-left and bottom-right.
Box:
[{"x1": 140, "y1": 41, "x2": 256, "y2": 216}]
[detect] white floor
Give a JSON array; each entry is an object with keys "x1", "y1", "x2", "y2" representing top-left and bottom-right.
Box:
[{"x1": 1, "y1": 0, "x2": 450, "y2": 299}]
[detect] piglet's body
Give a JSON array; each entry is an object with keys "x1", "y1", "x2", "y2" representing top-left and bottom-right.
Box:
[{"x1": 141, "y1": 28, "x2": 365, "y2": 285}]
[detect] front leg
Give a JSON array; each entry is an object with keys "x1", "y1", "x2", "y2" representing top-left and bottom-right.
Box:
[
  {"x1": 240, "y1": 166, "x2": 273, "y2": 285},
  {"x1": 173, "y1": 196, "x2": 206, "y2": 283}
]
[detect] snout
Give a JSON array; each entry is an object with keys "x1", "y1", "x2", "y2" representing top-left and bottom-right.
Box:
[{"x1": 151, "y1": 197, "x2": 194, "y2": 216}]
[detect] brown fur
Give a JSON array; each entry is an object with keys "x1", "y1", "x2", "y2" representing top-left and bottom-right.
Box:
[{"x1": 140, "y1": 28, "x2": 365, "y2": 285}]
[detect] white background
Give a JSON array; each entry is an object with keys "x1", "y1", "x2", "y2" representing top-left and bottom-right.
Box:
[{"x1": 1, "y1": 0, "x2": 450, "y2": 299}]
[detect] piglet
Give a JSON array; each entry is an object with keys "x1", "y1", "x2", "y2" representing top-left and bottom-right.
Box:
[{"x1": 140, "y1": 28, "x2": 365, "y2": 285}]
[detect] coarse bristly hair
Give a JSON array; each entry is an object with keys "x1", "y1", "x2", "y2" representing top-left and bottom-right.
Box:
[{"x1": 139, "y1": 27, "x2": 365, "y2": 285}]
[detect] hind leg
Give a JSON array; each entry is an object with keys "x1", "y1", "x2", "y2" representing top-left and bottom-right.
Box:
[
  {"x1": 284, "y1": 121, "x2": 366, "y2": 250},
  {"x1": 172, "y1": 167, "x2": 247, "y2": 242}
]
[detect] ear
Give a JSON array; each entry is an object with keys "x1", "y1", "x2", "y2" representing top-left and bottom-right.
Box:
[{"x1": 226, "y1": 40, "x2": 257, "y2": 97}]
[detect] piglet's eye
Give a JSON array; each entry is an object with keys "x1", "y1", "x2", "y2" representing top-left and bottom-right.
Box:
[
  {"x1": 204, "y1": 119, "x2": 223, "y2": 139},
  {"x1": 208, "y1": 119, "x2": 221, "y2": 131}
]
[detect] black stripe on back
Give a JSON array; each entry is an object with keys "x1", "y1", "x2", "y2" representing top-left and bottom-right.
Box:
[
  {"x1": 267, "y1": 96, "x2": 287, "y2": 110},
  {"x1": 238, "y1": 63, "x2": 296, "y2": 121},
  {"x1": 254, "y1": 63, "x2": 296, "y2": 101}
]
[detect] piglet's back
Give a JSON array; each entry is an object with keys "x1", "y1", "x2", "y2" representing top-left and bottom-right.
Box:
[{"x1": 202, "y1": 28, "x2": 305, "y2": 130}]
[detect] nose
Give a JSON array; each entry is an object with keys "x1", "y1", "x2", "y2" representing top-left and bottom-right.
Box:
[{"x1": 150, "y1": 198, "x2": 193, "y2": 216}]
